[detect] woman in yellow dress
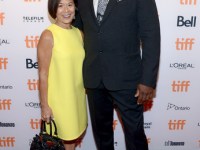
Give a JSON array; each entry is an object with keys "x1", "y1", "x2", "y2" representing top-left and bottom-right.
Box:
[{"x1": 37, "y1": 0, "x2": 87, "y2": 149}]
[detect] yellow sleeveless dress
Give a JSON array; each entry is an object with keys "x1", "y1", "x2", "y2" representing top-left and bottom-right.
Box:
[{"x1": 47, "y1": 24, "x2": 87, "y2": 140}]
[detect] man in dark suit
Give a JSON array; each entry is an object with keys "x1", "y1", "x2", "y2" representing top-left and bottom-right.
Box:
[{"x1": 74, "y1": 0, "x2": 160, "y2": 149}]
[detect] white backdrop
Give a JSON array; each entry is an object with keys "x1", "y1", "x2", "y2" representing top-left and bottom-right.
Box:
[{"x1": 0, "y1": 0, "x2": 200, "y2": 150}]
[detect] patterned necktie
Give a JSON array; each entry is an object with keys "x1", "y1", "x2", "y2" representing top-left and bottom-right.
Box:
[{"x1": 97, "y1": 0, "x2": 109, "y2": 24}]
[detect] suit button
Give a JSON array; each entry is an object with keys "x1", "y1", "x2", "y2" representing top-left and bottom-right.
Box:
[
  {"x1": 99, "y1": 50, "x2": 103, "y2": 53},
  {"x1": 98, "y1": 31, "x2": 102, "y2": 35}
]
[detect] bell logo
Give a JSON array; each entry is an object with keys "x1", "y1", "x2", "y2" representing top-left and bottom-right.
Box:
[
  {"x1": 168, "y1": 120, "x2": 186, "y2": 130},
  {"x1": 0, "y1": 12, "x2": 5, "y2": 25},
  {"x1": 171, "y1": 80, "x2": 190, "y2": 92},
  {"x1": 180, "y1": 0, "x2": 197, "y2": 5},
  {"x1": 25, "y1": 36, "x2": 39, "y2": 48},
  {"x1": 30, "y1": 119, "x2": 41, "y2": 129},
  {"x1": 177, "y1": 16, "x2": 196, "y2": 27},
  {"x1": 175, "y1": 38, "x2": 195, "y2": 50},
  {"x1": 26, "y1": 59, "x2": 38, "y2": 69},
  {"x1": 0, "y1": 58, "x2": 8, "y2": 70},
  {"x1": 27, "y1": 79, "x2": 39, "y2": 90},
  {"x1": 0, "y1": 99, "x2": 11, "y2": 110},
  {"x1": 0, "y1": 137, "x2": 15, "y2": 147},
  {"x1": 113, "y1": 120, "x2": 118, "y2": 130}
]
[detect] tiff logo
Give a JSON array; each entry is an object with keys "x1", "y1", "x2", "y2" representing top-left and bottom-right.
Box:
[
  {"x1": 168, "y1": 120, "x2": 186, "y2": 130},
  {"x1": 180, "y1": 0, "x2": 197, "y2": 5},
  {"x1": 0, "y1": 58, "x2": 8, "y2": 70},
  {"x1": 171, "y1": 80, "x2": 190, "y2": 92},
  {"x1": 177, "y1": 16, "x2": 196, "y2": 27},
  {"x1": 27, "y1": 79, "x2": 39, "y2": 90},
  {"x1": 0, "y1": 12, "x2": 5, "y2": 25},
  {"x1": 30, "y1": 119, "x2": 41, "y2": 129},
  {"x1": 0, "y1": 137, "x2": 15, "y2": 147},
  {"x1": 175, "y1": 38, "x2": 195, "y2": 50},
  {"x1": 25, "y1": 36, "x2": 39, "y2": 48},
  {"x1": 0, "y1": 99, "x2": 11, "y2": 110}
]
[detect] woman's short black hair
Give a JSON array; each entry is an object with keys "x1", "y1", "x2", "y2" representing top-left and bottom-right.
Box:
[{"x1": 48, "y1": 0, "x2": 61, "y2": 19}]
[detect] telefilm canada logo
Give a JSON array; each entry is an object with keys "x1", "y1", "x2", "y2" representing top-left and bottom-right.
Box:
[
  {"x1": 23, "y1": 16, "x2": 44, "y2": 23},
  {"x1": 167, "y1": 103, "x2": 190, "y2": 110},
  {"x1": 24, "y1": 0, "x2": 42, "y2": 2},
  {"x1": 165, "y1": 140, "x2": 185, "y2": 146},
  {"x1": 170, "y1": 63, "x2": 194, "y2": 69},
  {"x1": 0, "y1": 39, "x2": 10, "y2": 46}
]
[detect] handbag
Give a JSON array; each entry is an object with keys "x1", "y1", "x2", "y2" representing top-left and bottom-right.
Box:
[{"x1": 30, "y1": 119, "x2": 65, "y2": 150}]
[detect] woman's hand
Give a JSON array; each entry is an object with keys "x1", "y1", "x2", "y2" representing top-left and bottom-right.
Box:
[{"x1": 41, "y1": 105, "x2": 53, "y2": 123}]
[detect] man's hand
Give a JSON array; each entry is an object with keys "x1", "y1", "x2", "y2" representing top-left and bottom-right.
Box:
[{"x1": 135, "y1": 84, "x2": 155, "y2": 104}]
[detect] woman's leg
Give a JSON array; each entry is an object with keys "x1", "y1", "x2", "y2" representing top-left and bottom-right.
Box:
[{"x1": 63, "y1": 142, "x2": 75, "y2": 150}]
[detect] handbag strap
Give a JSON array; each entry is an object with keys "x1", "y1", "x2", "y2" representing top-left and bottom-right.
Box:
[{"x1": 40, "y1": 119, "x2": 58, "y2": 136}]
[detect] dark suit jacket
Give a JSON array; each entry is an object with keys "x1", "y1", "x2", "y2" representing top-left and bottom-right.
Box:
[{"x1": 74, "y1": 0, "x2": 160, "y2": 90}]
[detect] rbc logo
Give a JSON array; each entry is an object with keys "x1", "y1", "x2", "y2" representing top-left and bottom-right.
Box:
[
  {"x1": 177, "y1": 16, "x2": 196, "y2": 27},
  {"x1": 26, "y1": 59, "x2": 38, "y2": 69}
]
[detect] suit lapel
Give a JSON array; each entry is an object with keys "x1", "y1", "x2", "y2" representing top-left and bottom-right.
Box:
[
  {"x1": 88, "y1": 0, "x2": 117, "y2": 27},
  {"x1": 100, "y1": 0, "x2": 117, "y2": 25},
  {"x1": 88, "y1": 0, "x2": 99, "y2": 26}
]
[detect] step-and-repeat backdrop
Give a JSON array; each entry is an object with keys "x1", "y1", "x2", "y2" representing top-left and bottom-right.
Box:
[{"x1": 0, "y1": 0, "x2": 200, "y2": 150}]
